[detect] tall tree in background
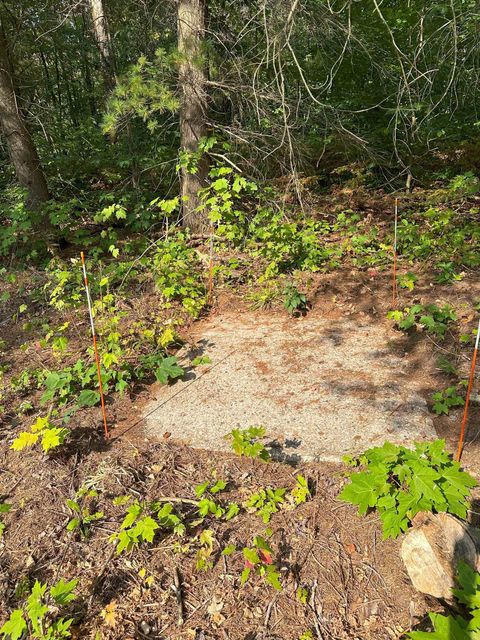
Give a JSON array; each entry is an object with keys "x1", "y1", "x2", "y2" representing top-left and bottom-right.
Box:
[
  {"x1": 177, "y1": 0, "x2": 208, "y2": 232},
  {"x1": 89, "y1": 0, "x2": 116, "y2": 92},
  {"x1": 0, "y1": 23, "x2": 50, "y2": 210}
]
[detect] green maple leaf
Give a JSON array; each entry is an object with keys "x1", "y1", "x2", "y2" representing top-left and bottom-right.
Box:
[
  {"x1": 265, "y1": 565, "x2": 282, "y2": 591},
  {"x1": 243, "y1": 547, "x2": 261, "y2": 565},
  {"x1": 380, "y1": 509, "x2": 409, "y2": 539},
  {"x1": 407, "y1": 612, "x2": 471, "y2": 639},
  {"x1": 453, "y1": 562, "x2": 480, "y2": 611},
  {"x1": 339, "y1": 471, "x2": 387, "y2": 515},
  {"x1": 41, "y1": 427, "x2": 67, "y2": 453},
  {"x1": 442, "y1": 466, "x2": 477, "y2": 494},
  {"x1": 121, "y1": 502, "x2": 143, "y2": 529},
  {"x1": 409, "y1": 464, "x2": 442, "y2": 502},
  {"x1": 0, "y1": 609, "x2": 27, "y2": 640},
  {"x1": 133, "y1": 516, "x2": 159, "y2": 543},
  {"x1": 50, "y1": 578, "x2": 78, "y2": 605},
  {"x1": 154, "y1": 356, "x2": 184, "y2": 384},
  {"x1": 77, "y1": 389, "x2": 100, "y2": 407},
  {"x1": 241, "y1": 566, "x2": 251, "y2": 585},
  {"x1": 11, "y1": 431, "x2": 39, "y2": 451}
]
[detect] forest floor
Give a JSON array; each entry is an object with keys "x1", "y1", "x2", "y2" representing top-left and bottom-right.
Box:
[{"x1": 2, "y1": 189, "x2": 480, "y2": 639}]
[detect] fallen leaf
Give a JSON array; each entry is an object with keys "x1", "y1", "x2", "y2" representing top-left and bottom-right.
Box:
[
  {"x1": 208, "y1": 597, "x2": 225, "y2": 626},
  {"x1": 100, "y1": 601, "x2": 118, "y2": 628}
]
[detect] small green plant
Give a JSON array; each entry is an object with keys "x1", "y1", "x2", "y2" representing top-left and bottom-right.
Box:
[
  {"x1": 66, "y1": 488, "x2": 103, "y2": 538},
  {"x1": 0, "y1": 578, "x2": 77, "y2": 640},
  {"x1": 152, "y1": 234, "x2": 207, "y2": 317},
  {"x1": 283, "y1": 284, "x2": 308, "y2": 315},
  {"x1": 247, "y1": 282, "x2": 281, "y2": 310},
  {"x1": 11, "y1": 416, "x2": 69, "y2": 454},
  {"x1": 192, "y1": 355, "x2": 211, "y2": 367},
  {"x1": 387, "y1": 303, "x2": 457, "y2": 337},
  {"x1": 436, "y1": 355, "x2": 457, "y2": 376},
  {"x1": 407, "y1": 562, "x2": 480, "y2": 639},
  {"x1": 435, "y1": 261, "x2": 464, "y2": 284},
  {"x1": 194, "y1": 479, "x2": 239, "y2": 521},
  {"x1": 339, "y1": 440, "x2": 477, "y2": 539},
  {"x1": 195, "y1": 529, "x2": 215, "y2": 571},
  {"x1": 245, "y1": 487, "x2": 286, "y2": 523},
  {"x1": 0, "y1": 501, "x2": 12, "y2": 537},
  {"x1": 290, "y1": 474, "x2": 311, "y2": 505},
  {"x1": 431, "y1": 385, "x2": 465, "y2": 415},
  {"x1": 241, "y1": 536, "x2": 282, "y2": 591},
  {"x1": 227, "y1": 426, "x2": 270, "y2": 461},
  {"x1": 397, "y1": 272, "x2": 417, "y2": 291},
  {"x1": 110, "y1": 498, "x2": 184, "y2": 554}
]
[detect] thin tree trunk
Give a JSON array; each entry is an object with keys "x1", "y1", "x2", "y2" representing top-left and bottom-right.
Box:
[
  {"x1": 89, "y1": 0, "x2": 116, "y2": 92},
  {"x1": 0, "y1": 26, "x2": 49, "y2": 210},
  {"x1": 178, "y1": 0, "x2": 209, "y2": 232}
]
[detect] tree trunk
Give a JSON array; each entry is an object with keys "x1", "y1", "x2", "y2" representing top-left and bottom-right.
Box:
[
  {"x1": 178, "y1": 0, "x2": 209, "y2": 232},
  {"x1": 89, "y1": 0, "x2": 116, "y2": 92},
  {"x1": 0, "y1": 26, "x2": 50, "y2": 210}
]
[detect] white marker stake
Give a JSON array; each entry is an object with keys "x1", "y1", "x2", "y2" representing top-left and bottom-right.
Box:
[
  {"x1": 81, "y1": 252, "x2": 109, "y2": 439},
  {"x1": 392, "y1": 198, "x2": 399, "y2": 307}
]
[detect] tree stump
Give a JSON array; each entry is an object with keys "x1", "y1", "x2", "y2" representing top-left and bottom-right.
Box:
[{"x1": 401, "y1": 512, "x2": 480, "y2": 600}]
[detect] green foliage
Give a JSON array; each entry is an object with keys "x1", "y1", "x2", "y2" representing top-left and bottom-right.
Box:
[
  {"x1": 66, "y1": 488, "x2": 103, "y2": 538},
  {"x1": 227, "y1": 426, "x2": 270, "y2": 460},
  {"x1": 152, "y1": 234, "x2": 207, "y2": 317},
  {"x1": 195, "y1": 529, "x2": 215, "y2": 571},
  {"x1": 103, "y1": 49, "x2": 179, "y2": 135},
  {"x1": 110, "y1": 498, "x2": 184, "y2": 554},
  {"x1": 0, "y1": 578, "x2": 77, "y2": 640},
  {"x1": 241, "y1": 536, "x2": 282, "y2": 591},
  {"x1": 432, "y1": 385, "x2": 465, "y2": 415},
  {"x1": 398, "y1": 272, "x2": 418, "y2": 291},
  {"x1": 448, "y1": 172, "x2": 480, "y2": 197},
  {"x1": 290, "y1": 475, "x2": 311, "y2": 506},
  {"x1": 192, "y1": 355, "x2": 211, "y2": 367},
  {"x1": 407, "y1": 562, "x2": 480, "y2": 639},
  {"x1": 11, "y1": 416, "x2": 69, "y2": 454},
  {"x1": 339, "y1": 440, "x2": 477, "y2": 539},
  {"x1": 0, "y1": 501, "x2": 12, "y2": 538},
  {"x1": 247, "y1": 281, "x2": 281, "y2": 310},
  {"x1": 245, "y1": 488, "x2": 286, "y2": 523},
  {"x1": 387, "y1": 303, "x2": 457, "y2": 337},
  {"x1": 283, "y1": 284, "x2": 308, "y2": 315}
]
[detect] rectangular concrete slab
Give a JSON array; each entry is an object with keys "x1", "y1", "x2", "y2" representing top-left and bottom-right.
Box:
[{"x1": 143, "y1": 312, "x2": 436, "y2": 462}]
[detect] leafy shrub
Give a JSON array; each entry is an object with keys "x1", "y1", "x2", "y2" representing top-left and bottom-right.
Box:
[
  {"x1": 110, "y1": 497, "x2": 184, "y2": 554},
  {"x1": 152, "y1": 234, "x2": 207, "y2": 317},
  {"x1": 387, "y1": 303, "x2": 457, "y2": 337},
  {"x1": 407, "y1": 562, "x2": 480, "y2": 639},
  {"x1": 11, "y1": 416, "x2": 69, "y2": 454},
  {"x1": 339, "y1": 440, "x2": 477, "y2": 539},
  {"x1": 432, "y1": 385, "x2": 465, "y2": 415},
  {"x1": 398, "y1": 272, "x2": 417, "y2": 291},
  {"x1": 245, "y1": 488, "x2": 286, "y2": 523},
  {"x1": 284, "y1": 284, "x2": 308, "y2": 315},
  {"x1": 0, "y1": 578, "x2": 77, "y2": 640},
  {"x1": 227, "y1": 426, "x2": 270, "y2": 460},
  {"x1": 241, "y1": 536, "x2": 282, "y2": 591}
]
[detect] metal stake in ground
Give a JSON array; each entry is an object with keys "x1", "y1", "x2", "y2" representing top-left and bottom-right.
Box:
[
  {"x1": 80, "y1": 252, "x2": 109, "y2": 439},
  {"x1": 392, "y1": 198, "x2": 399, "y2": 308},
  {"x1": 456, "y1": 317, "x2": 480, "y2": 461}
]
